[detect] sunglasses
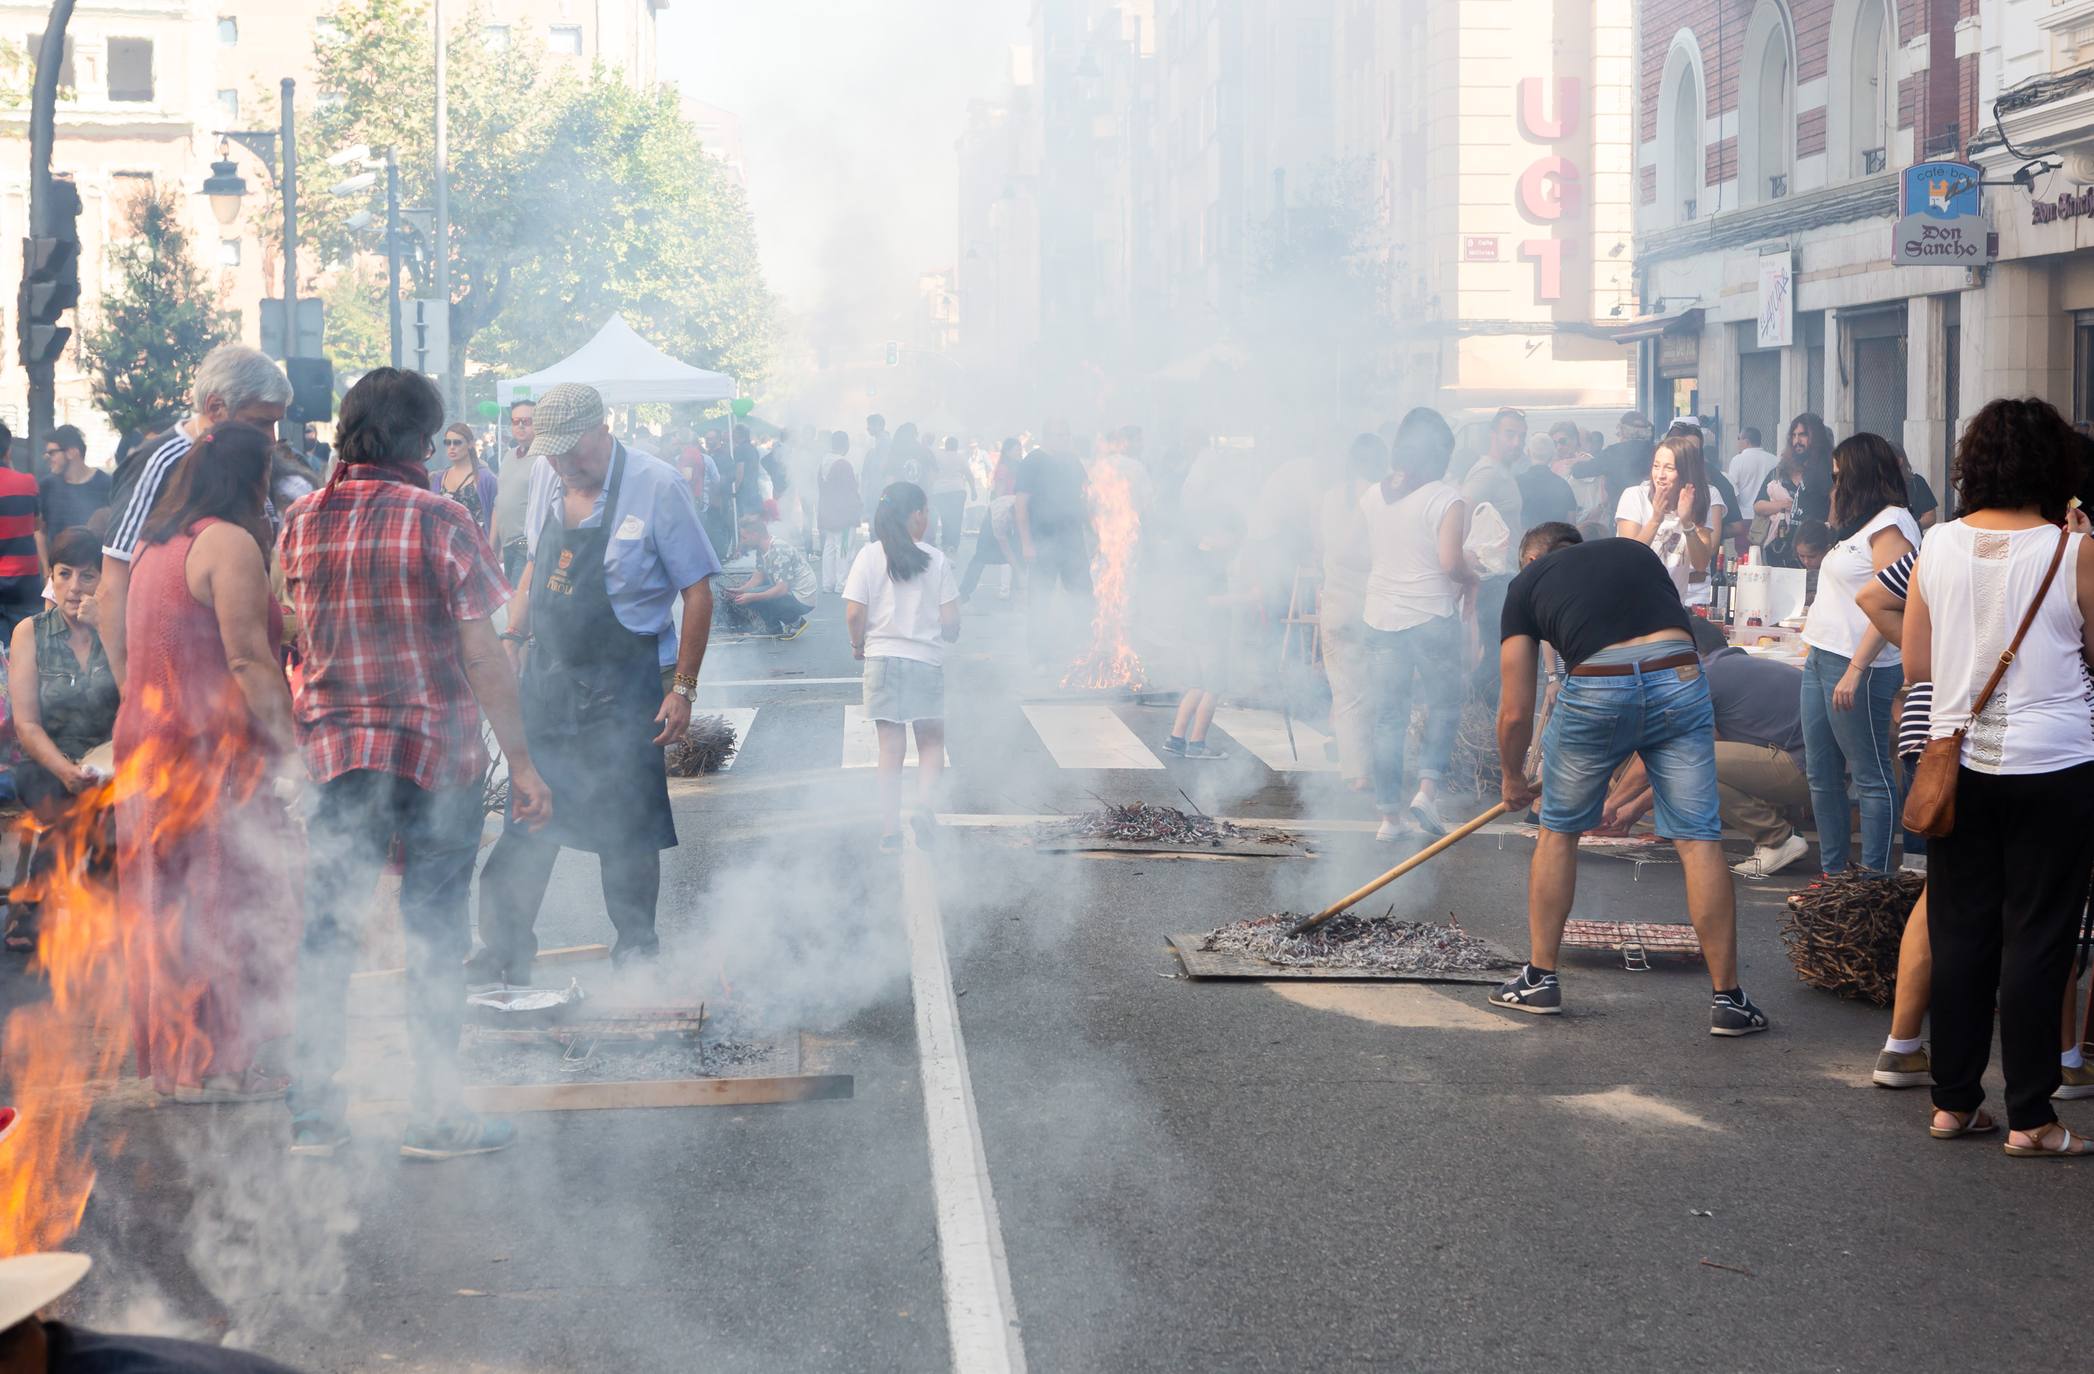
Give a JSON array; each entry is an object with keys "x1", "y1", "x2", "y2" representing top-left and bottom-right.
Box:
[{"x1": 445, "y1": 437, "x2": 468, "y2": 446}]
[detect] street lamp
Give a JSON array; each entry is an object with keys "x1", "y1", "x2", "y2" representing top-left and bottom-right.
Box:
[
  {"x1": 327, "y1": 147, "x2": 407, "y2": 368},
  {"x1": 202, "y1": 142, "x2": 248, "y2": 226},
  {"x1": 207, "y1": 75, "x2": 300, "y2": 441}
]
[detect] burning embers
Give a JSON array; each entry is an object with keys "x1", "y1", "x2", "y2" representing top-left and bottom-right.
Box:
[
  {"x1": 1040, "y1": 802, "x2": 1293, "y2": 850},
  {"x1": 1061, "y1": 458, "x2": 1147, "y2": 691},
  {"x1": 1199, "y1": 912, "x2": 1516, "y2": 976}
]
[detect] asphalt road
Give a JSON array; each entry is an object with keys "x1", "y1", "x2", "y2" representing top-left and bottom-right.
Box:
[{"x1": 11, "y1": 586, "x2": 2093, "y2": 1372}]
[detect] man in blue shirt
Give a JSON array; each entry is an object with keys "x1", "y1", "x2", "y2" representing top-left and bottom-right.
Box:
[{"x1": 470, "y1": 384, "x2": 722, "y2": 985}]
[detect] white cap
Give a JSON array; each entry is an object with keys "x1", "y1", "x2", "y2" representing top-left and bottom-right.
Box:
[{"x1": 0, "y1": 1252, "x2": 92, "y2": 1332}]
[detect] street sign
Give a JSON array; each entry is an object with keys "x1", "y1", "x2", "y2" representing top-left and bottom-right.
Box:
[
  {"x1": 1893, "y1": 160, "x2": 1990, "y2": 267},
  {"x1": 260, "y1": 297, "x2": 325, "y2": 359},
  {"x1": 411, "y1": 298, "x2": 449, "y2": 378}
]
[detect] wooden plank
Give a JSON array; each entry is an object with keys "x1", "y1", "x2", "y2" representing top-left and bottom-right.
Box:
[
  {"x1": 1167, "y1": 934, "x2": 1515, "y2": 985},
  {"x1": 348, "y1": 1074, "x2": 853, "y2": 1117}
]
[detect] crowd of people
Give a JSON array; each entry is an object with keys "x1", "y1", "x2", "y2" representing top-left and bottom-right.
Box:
[{"x1": 5, "y1": 345, "x2": 2094, "y2": 1168}]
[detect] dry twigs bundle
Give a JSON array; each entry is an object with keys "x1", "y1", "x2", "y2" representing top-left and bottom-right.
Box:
[
  {"x1": 666, "y1": 713, "x2": 740, "y2": 776},
  {"x1": 1413, "y1": 700, "x2": 1503, "y2": 798},
  {"x1": 1779, "y1": 869, "x2": 1923, "y2": 1005}
]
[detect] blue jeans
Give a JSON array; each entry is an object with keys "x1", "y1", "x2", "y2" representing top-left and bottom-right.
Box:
[
  {"x1": 1540, "y1": 649, "x2": 1722, "y2": 840},
  {"x1": 1367, "y1": 615, "x2": 1462, "y2": 816},
  {"x1": 288, "y1": 771, "x2": 485, "y2": 1125},
  {"x1": 1799, "y1": 647, "x2": 1902, "y2": 875}
]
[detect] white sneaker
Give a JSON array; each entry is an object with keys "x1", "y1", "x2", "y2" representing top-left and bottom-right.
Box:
[
  {"x1": 1409, "y1": 790, "x2": 1449, "y2": 837},
  {"x1": 1731, "y1": 832, "x2": 1810, "y2": 879},
  {"x1": 1375, "y1": 818, "x2": 1409, "y2": 843}
]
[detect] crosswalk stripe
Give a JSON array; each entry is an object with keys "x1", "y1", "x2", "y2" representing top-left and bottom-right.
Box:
[
  {"x1": 704, "y1": 707, "x2": 759, "y2": 770},
  {"x1": 1019, "y1": 703, "x2": 1164, "y2": 771},
  {"x1": 841, "y1": 705, "x2": 921, "y2": 768},
  {"x1": 1209, "y1": 707, "x2": 1336, "y2": 773}
]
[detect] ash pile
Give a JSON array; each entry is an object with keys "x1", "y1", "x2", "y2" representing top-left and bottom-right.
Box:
[
  {"x1": 1201, "y1": 912, "x2": 1515, "y2": 975},
  {"x1": 459, "y1": 983, "x2": 793, "y2": 1083},
  {"x1": 667, "y1": 713, "x2": 740, "y2": 776},
  {"x1": 1039, "y1": 802, "x2": 1295, "y2": 849}
]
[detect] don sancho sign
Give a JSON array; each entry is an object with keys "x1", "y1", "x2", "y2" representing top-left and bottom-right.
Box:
[{"x1": 1893, "y1": 161, "x2": 1991, "y2": 267}]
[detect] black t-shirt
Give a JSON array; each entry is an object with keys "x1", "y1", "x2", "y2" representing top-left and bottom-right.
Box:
[
  {"x1": 1906, "y1": 472, "x2": 1938, "y2": 522},
  {"x1": 1499, "y1": 537, "x2": 1694, "y2": 667},
  {"x1": 1515, "y1": 465, "x2": 1578, "y2": 529},
  {"x1": 40, "y1": 469, "x2": 113, "y2": 537},
  {"x1": 1707, "y1": 467, "x2": 1741, "y2": 528},
  {"x1": 1015, "y1": 451, "x2": 1088, "y2": 534}
]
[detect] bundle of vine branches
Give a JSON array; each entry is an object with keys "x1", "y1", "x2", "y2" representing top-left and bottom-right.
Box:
[
  {"x1": 1779, "y1": 869, "x2": 1923, "y2": 1005},
  {"x1": 666, "y1": 713, "x2": 740, "y2": 776},
  {"x1": 1409, "y1": 699, "x2": 1502, "y2": 798}
]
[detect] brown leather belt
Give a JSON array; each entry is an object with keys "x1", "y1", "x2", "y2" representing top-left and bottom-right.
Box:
[{"x1": 1569, "y1": 650, "x2": 1699, "y2": 678}]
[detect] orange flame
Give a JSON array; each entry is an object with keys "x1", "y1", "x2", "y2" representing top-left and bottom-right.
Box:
[
  {"x1": 2, "y1": 682, "x2": 269, "y2": 1257},
  {"x1": 1061, "y1": 458, "x2": 1147, "y2": 691}
]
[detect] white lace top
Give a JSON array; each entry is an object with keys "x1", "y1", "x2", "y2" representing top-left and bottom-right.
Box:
[{"x1": 1916, "y1": 520, "x2": 2094, "y2": 776}]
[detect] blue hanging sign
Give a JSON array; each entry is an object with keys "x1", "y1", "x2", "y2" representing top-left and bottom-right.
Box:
[{"x1": 1899, "y1": 161, "x2": 1981, "y2": 219}]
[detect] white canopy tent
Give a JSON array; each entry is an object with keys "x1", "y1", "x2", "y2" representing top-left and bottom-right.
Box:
[{"x1": 495, "y1": 314, "x2": 738, "y2": 407}]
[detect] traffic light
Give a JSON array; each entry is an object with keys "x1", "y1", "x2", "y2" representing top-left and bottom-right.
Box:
[
  {"x1": 19, "y1": 176, "x2": 81, "y2": 369},
  {"x1": 885, "y1": 341, "x2": 901, "y2": 367},
  {"x1": 285, "y1": 356, "x2": 335, "y2": 423}
]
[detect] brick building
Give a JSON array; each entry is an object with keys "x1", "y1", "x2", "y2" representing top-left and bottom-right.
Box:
[{"x1": 1629, "y1": 0, "x2": 1978, "y2": 492}]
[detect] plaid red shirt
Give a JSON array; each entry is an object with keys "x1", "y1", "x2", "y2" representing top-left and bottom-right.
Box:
[{"x1": 279, "y1": 475, "x2": 511, "y2": 790}]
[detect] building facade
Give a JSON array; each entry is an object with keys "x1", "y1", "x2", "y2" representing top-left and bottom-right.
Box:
[
  {"x1": 1628, "y1": 0, "x2": 1980, "y2": 493},
  {"x1": 0, "y1": 0, "x2": 664, "y2": 456}
]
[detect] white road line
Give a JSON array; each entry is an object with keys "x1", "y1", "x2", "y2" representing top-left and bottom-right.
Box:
[
  {"x1": 706, "y1": 707, "x2": 758, "y2": 770},
  {"x1": 901, "y1": 840, "x2": 1027, "y2": 1374},
  {"x1": 700, "y1": 675, "x2": 863, "y2": 688},
  {"x1": 841, "y1": 705, "x2": 920, "y2": 768},
  {"x1": 1209, "y1": 707, "x2": 1336, "y2": 773},
  {"x1": 1019, "y1": 703, "x2": 1163, "y2": 770}
]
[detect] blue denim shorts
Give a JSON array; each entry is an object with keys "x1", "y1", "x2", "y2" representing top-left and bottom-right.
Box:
[{"x1": 1540, "y1": 651, "x2": 1722, "y2": 841}]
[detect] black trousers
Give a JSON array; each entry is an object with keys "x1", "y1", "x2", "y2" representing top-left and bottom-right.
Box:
[
  {"x1": 1927, "y1": 761, "x2": 2094, "y2": 1130},
  {"x1": 1026, "y1": 528, "x2": 1092, "y2": 663},
  {"x1": 747, "y1": 591, "x2": 812, "y2": 632},
  {"x1": 476, "y1": 827, "x2": 662, "y2": 981}
]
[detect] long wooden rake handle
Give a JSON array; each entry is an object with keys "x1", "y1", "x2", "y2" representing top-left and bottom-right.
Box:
[{"x1": 1287, "y1": 802, "x2": 1512, "y2": 937}]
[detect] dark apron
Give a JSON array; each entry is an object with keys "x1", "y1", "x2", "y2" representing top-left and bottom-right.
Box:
[{"x1": 516, "y1": 444, "x2": 678, "y2": 853}]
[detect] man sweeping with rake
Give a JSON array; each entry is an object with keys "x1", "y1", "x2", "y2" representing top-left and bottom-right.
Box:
[{"x1": 1489, "y1": 521, "x2": 1770, "y2": 1036}]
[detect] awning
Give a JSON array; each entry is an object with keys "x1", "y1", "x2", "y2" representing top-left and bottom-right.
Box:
[{"x1": 1596, "y1": 305, "x2": 1704, "y2": 345}]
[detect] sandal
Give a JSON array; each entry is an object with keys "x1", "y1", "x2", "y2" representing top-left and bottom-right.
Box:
[
  {"x1": 1929, "y1": 1108, "x2": 1999, "y2": 1139},
  {"x1": 2004, "y1": 1123, "x2": 2094, "y2": 1158}
]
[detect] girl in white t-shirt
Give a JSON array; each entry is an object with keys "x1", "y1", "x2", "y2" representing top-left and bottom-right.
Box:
[
  {"x1": 1615, "y1": 432, "x2": 1724, "y2": 605},
  {"x1": 843, "y1": 482, "x2": 961, "y2": 852},
  {"x1": 1798, "y1": 433, "x2": 1920, "y2": 876}
]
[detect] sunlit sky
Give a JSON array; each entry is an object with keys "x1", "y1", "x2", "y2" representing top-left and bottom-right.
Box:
[{"x1": 657, "y1": 1, "x2": 1030, "y2": 313}]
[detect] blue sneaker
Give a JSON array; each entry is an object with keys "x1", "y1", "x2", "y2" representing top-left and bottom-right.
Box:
[
  {"x1": 1487, "y1": 964, "x2": 1562, "y2": 1015},
  {"x1": 400, "y1": 1112, "x2": 516, "y2": 1162}
]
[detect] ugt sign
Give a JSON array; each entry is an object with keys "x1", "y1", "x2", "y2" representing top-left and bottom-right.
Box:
[{"x1": 1515, "y1": 77, "x2": 1582, "y2": 304}]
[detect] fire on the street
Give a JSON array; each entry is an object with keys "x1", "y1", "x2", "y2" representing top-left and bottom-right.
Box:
[
  {"x1": 1, "y1": 689, "x2": 255, "y2": 1257},
  {"x1": 1060, "y1": 458, "x2": 1146, "y2": 690}
]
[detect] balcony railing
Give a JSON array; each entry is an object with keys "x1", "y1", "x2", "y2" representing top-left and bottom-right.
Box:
[
  {"x1": 1862, "y1": 146, "x2": 1888, "y2": 175},
  {"x1": 1682, "y1": 198, "x2": 1697, "y2": 221},
  {"x1": 1768, "y1": 173, "x2": 1788, "y2": 200}
]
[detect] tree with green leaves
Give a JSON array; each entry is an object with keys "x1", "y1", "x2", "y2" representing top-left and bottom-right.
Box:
[
  {"x1": 79, "y1": 185, "x2": 234, "y2": 434},
  {"x1": 286, "y1": 0, "x2": 774, "y2": 409}
]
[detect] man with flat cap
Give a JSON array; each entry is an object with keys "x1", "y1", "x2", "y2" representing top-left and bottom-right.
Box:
[{"x1": 469, "y1": 384, "x2": 721, "y2": 986}]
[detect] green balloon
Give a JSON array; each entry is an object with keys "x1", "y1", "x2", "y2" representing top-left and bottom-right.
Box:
[{"x1": 731, "y1": 397, "x2": 755, "y2": 417}]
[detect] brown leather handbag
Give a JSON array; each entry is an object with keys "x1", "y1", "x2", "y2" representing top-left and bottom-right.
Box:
[{"x1": 1901, "y1": 528, "x2": 2071, "y2": 838}]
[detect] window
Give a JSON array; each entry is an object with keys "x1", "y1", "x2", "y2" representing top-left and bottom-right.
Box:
[
  {"x1": 216, "y1": 89, "x2": 238, "y2": 120},
  {"x1": 1739, "y1": 3, "x2": 1793, "y2": 206},
  {"x1": 107, "y1": 37, "x2": 153, "y2": 103},
  {"x1": 548, "y1": 25, "x2": 584, "y2": 56},
  {"x1": 218, "y1": 239, "x2": 242, "y2": 267},
  {"x1": 1657, "y1": 39, "x2": 1705, "y2": 226},
  {"x1": 217, "y1": 17, "x2": 238, "y2": 46},
  {"x1": 1840, "y1": 0, "x2": 1893, "y2": 179},
  {"x1": 1295, "y1": 18, "x2": 1330, "y2": 117},
  {"x1": 27, "y1": 33, "x2": 77, "y2": 90},
  {"x1": 484, "y1": 24, "x2": 510, "y2": 51}
]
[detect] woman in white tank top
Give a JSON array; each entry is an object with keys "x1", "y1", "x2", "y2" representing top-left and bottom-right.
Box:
[{"x1": 1903, "y1": 396, "x2": 2094, "y2": 1156}]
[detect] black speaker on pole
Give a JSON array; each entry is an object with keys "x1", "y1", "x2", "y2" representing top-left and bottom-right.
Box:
[{"x1": 286, "y1": 356, "x2": 335, "y2": 423}]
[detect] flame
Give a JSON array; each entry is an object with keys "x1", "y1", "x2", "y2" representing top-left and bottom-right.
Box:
[
  {"x1": 1061, "y1": 458, "x2": 1148, "y2": 691},
  {"x1": 2, "y1": 682, "x2": 270, "y2": 1257}
]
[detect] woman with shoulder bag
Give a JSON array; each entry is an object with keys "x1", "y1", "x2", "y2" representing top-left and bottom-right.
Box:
[{"x1": 1903, "y1": 397, "x2": 2094, "y2": 1157}]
